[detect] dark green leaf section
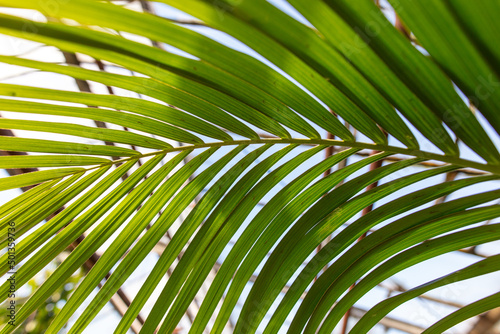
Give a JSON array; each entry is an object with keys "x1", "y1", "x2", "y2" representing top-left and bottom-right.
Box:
[
  {"x1": 305, "y1": 0, "x2": 500, "y2": 164},
  {"x1": 389, "y1": 0, "x2": 500, "y2": 136},
  {"x1": 178, "y1": 0, "x2": 427, "y2": 148},
  {"x1": 351, "y1": 253, "x2": 500, "y2": 332},
  {"x1": 446, "y1": 0, "x2": 500, "y2": 78},
  {"x1": 215, "y1": 0, "x2": 457, "y2": 155}
]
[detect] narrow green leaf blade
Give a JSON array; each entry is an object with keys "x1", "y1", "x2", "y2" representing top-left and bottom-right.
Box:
[
  {"x1": 0, "y1": 168, "x2": 84, "y2": 191},
  {"x1": 114, "y1": 144, "x2": 272, "y2": 333},
  {"x1": 1, "y1": 137, "x2": 138, "y2": 157},
  {"x1": 350, "y1": 255, "x2": 500, "y2": 332},
  {"x1": 0, "y1": 118, "x2": 171, "y2": 149},
  {"x1": 0, "y1": 155, "x2": 109, "y2": 168},
  {"x1": 389, "y1": 0, "x2": 500, "y2": 136},
  {"x1": 0, "y1": 84, "x2": 224, "y2": 142},
  {"x1": 423, "y1": 291, "x2": 500, "y2": 334}
]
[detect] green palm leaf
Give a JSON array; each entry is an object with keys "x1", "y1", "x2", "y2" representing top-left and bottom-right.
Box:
[{"x1": 0, "y1": 0, "x2": 499, "y2": 333}]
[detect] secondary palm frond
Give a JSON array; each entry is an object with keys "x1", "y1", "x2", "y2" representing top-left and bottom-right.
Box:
[{"x1": 0, "y1": 0, "x2": 499, "y2": 333}]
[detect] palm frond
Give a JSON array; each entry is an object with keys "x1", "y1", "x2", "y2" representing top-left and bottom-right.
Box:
[{"x1": 0, "y1": 0, "x2": 499, "y2": 333}]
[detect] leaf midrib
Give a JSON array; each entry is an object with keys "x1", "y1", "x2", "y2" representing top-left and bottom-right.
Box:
[{"x1": 77, "y1": 138, "x2": 500, "y2": 175}]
